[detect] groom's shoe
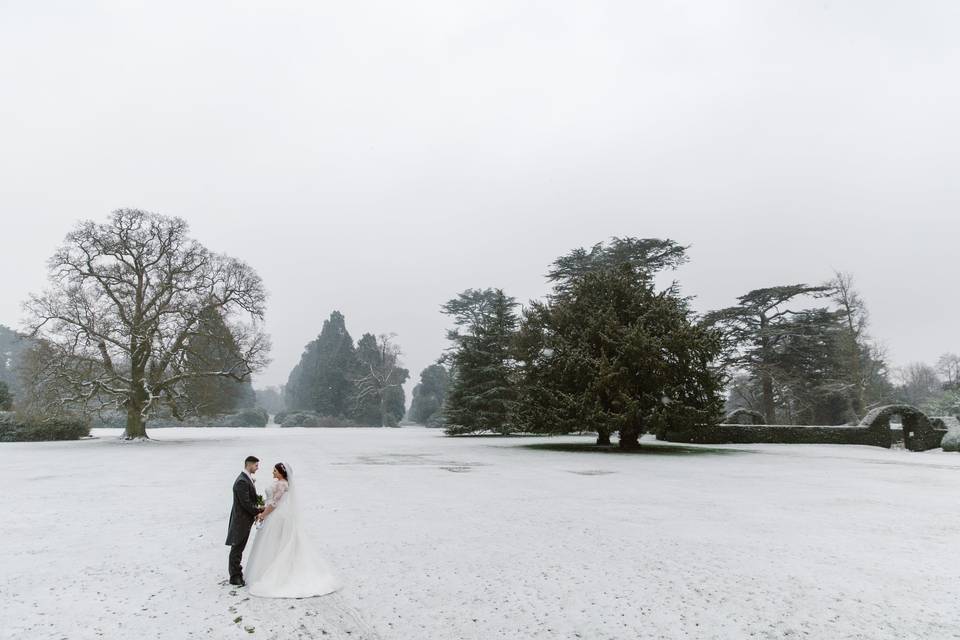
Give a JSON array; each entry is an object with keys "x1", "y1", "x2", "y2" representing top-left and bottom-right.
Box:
[{"x1": 229, "y1": 576, "x2": 245, "y2": 587}]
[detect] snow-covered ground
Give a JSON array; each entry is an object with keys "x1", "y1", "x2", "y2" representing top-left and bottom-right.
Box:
[{"x1": 5, "y1": 427, "x2": 960, "y2": 640}]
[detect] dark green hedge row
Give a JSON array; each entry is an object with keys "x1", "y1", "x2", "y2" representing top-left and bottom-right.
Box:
[
  {"x1": 660, "y1": 424, "x2": 885, "y2": 447},
  {"x1": 0, "y1": 413, "x2": 90, "y2": 442},
  {"x1": 275, "y1": 411, "x2": 365, "y2": 428}
]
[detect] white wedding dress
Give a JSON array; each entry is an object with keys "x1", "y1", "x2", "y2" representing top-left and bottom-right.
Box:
[{"x1": 245, "y1": 466, "x2": 339, "y2": 598}]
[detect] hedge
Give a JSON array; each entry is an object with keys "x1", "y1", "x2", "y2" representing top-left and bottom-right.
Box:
[{"x1": 0, "y1": 412, "x2": 90, "y2": 442}]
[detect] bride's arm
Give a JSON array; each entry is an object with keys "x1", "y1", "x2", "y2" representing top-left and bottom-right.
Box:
[{"x1": 259, "y1": 481, "x2": 288, "y2": 520}]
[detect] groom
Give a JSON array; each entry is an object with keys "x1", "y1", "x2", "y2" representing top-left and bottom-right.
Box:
[{"x1": 226, "y1": 455, "x2": 264, "y2": 586}]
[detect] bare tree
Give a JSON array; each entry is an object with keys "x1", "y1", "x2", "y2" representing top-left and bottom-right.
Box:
[
  {"x1": 828, "y1": 271, "x2": 870, "y2": 416},
  {"x1": 23, "y1": 209, "x2": 270, "y2": 439},
  {"x1": 895, "y1": 362, "x2": 941, "y2": 409},
  {"x1": 351, "y1": 333, "x2": 409, "y2": 427},
  {"x1": 936, "y1": 353, "x2": 960, "y2": 390}
]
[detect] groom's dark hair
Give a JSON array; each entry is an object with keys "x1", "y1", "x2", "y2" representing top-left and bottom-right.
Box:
[{"x1": 245, "y1": 456, "x2": 259, "y2": 464}]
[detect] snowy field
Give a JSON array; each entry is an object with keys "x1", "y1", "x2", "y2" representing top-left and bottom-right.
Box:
[{"x1": 5, "y1": 427, "x2": 960, "y2": 640}]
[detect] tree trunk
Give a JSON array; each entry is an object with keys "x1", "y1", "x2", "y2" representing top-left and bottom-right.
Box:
[
  {"x1": 619, "y1": 425, "x2": 641, "y2": 450},
  {"x1": 124, "y1": 376, "x2": 149, "y2": 439},
  {"x1": 596, "y1": 429, "x2": 611, "y2": 446},
  {"x1": 758, "y1": 315, "x2": 776, "y2": 425},
  {"x1": 761, "y1": 370, "x2": 775, "y2": 425},
  {"x1": 125, "y1": 404, "x2": 148, "y2": 439}
]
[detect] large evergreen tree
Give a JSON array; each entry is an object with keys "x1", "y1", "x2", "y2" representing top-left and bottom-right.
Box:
[
  {"x1": 442, "y1": 289, "x2": 520, "y2": 435},
  {"x1": 180, "y1": 308, "x2": 257, "y2": 416},
  {"x1": 712, "y1": 276, "x2": 895, "y2": 425},
  {"x1": 285, "y1": 311, "x2": 359, "y2": 416},
  {"x1": 704, "y1": 284, "x2": 831, "y2": 424},
  {"x1": 518, "y1": 265, "x2": 725, "y2": 448},
  {"x1": 408, "y1": 363, "x2": 450, "y2": 426}
]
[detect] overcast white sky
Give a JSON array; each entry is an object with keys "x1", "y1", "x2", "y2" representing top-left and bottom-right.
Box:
[{"x1": 2, "y1": 1, "x2": 958, "y2": 394}]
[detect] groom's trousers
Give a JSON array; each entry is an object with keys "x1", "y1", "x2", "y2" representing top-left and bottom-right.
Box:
[{"x1": 229, "y1": 526, "x2": 252, "y2": 581}]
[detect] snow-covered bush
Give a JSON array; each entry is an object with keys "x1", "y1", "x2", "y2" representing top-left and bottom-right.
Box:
[
  {"x1": 90, "y1": 407, "x2": 269, "y2": 428},
  {"x1": 0, "y1": 412, "x2": 90, "y2": 442},
  {"x1": 279, "y1": 411, "x2": 363, "y2": 428},
  {"x1": 209, "y1": 407, "x2": 268, "y2": 428}
]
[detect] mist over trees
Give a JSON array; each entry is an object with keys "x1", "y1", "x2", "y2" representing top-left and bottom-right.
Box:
[
  {"x1": 21, "y1": 209, "x2": 270, "y2": 439},
  {"x1": 6, "y1": 212, "x2": 957, "y2": 442},
  {"x1": 0, "y1": 325, "x2": 28, "y2": 405},
  {"x1": 285, "y1": 311, "x2": 358, "y2": 417},
  {"x1": 408, "y1": 363, "x2": 450, "y2": 426},
  {"x1": 254, "y1": 386, "x2": 286, "y2": 415},
  {"x1": 352, "y1": 333, "x2": 409, "y2": 428},
  {"x1": 284, "y1": 312, "x2": 408, "y2": 427}
]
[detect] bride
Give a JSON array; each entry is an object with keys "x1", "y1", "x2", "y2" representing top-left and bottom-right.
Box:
[{"x1": 245, "y1": 462, "x2": 339, "y2": 598}]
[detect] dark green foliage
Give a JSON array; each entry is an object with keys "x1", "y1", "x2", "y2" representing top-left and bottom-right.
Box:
[
  {"x1": 408, "y1": 363, "x2": 450, "y2": 426},
  {"x1": 217, "y1": 407, "x2": 268, "y2": 428},
  {"x1": 517, "y1": 265, "x2": 725, "y2": 448},
  {"x1": 285, "y1": 311, "x2": 360, "y2": 416},
  {"x1": 547, "y1": 237, "x2": 688, "y2": 294},
  {"x1": 279, "y1": 411, "x2": 364, "y2": 428},
  {"x1": 0, "y1": 413, "x2": 90, "y2": 442},
  {"x1": 349, "y1": 333, "x2": 409, "y2": 427},
  {"x1": 0, "y1": 382, "x2": 12, "y2": 411},
  {"x1": 181, "y1": 309, "x2": 257, "y2": 416},
  {"x1": 710, "y1": 277, "x2": 895, "y2": 426},
  {"x1": 767, "y1": 309, "x2": 854, "y2": 425},
  {"x1": 442, "y1": 289, "x2": 520, "y2": 435},
  {"x1": 705, "y1": 284, "x2": 833, "y2": 423}
]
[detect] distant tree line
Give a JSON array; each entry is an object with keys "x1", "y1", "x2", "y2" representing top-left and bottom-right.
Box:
[
  {"x1": 434, "y1": 237, "x2": 959, "y2": 445},
  {"x1": 7, "y1": 211, "x2": 957, "y2": 442},
  {"x1": 407, "y1": 363, "x2": 450, "y2": 426}
]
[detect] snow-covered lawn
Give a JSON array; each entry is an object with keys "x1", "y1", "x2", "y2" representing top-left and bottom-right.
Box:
[{"x1": 5, "y1": 427, "x2": 960, "y2": 640}]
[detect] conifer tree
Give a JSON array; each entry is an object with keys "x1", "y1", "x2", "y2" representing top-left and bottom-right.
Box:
[
  {"x1": 519, "y1": 265, "x2": 725, "y2": 448},
  {"x1": 442, "y1": 289, "x2": 519, "y2": 435},
  {"x1": 285, "y1": 311, "x2": 359, "y2": 416},
  {"x1": 181, "y1": 308, "x2": 256, "y2": 416}
]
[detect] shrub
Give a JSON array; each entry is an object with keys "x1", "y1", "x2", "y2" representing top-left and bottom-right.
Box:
[
  {"x1": 0, "y1": 382, "x2": 12, "y2": 411},
  {"x1": 90, "y1": 407, "x2": 269, "y2": 428},
  {"x1": 212, "y1": 407, "x2": 268, "y2": 428},
  {"x1": 0, "y1": 412, "x2": 90, "y2": 442},
  {"x1": 280, "y1": 411, "x2": 364, "y2": 428}
]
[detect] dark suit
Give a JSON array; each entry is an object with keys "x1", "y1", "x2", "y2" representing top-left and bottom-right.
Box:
[{"x1": 226, "y1": 471, "x2": 260, "y2": 582}]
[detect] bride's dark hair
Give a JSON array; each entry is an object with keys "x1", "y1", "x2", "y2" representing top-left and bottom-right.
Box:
[{"x1": 275, "y1": 462, "x2": 289, "y2": 480}]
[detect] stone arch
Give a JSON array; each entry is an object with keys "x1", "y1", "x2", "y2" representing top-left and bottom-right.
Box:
[
  {"x1": 723, "y1": 408, "x2": 766, "y2": 425},
  {"x1": 858, "y1": 405, "x2": 944, "y2": 451}
]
